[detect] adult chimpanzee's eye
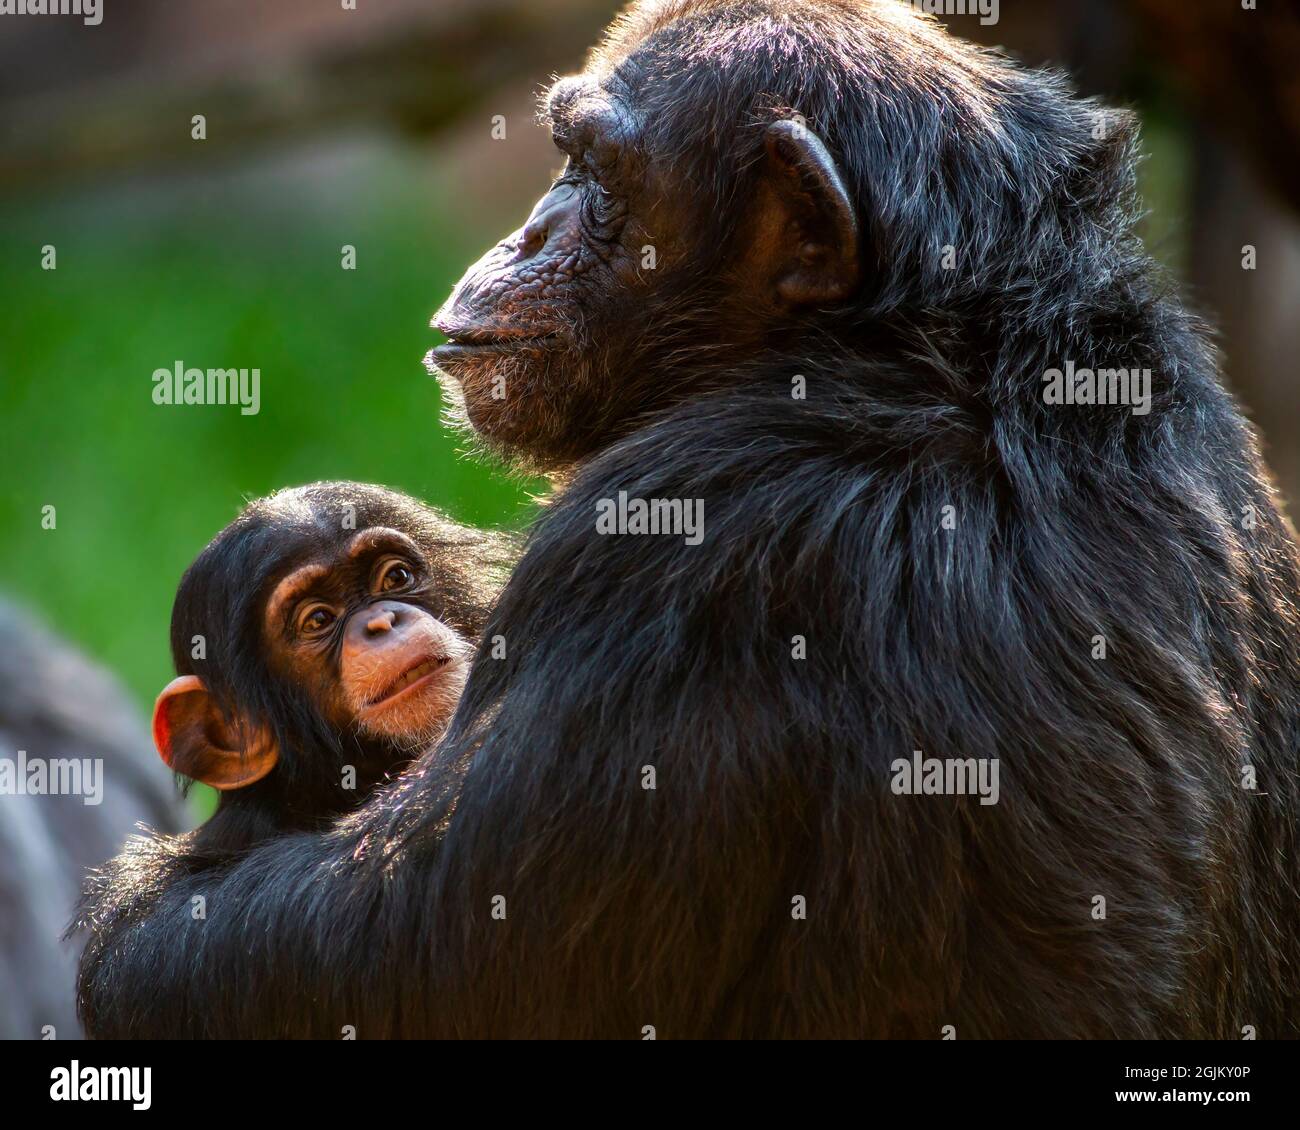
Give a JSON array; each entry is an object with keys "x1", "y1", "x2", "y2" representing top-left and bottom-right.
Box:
[
  {"x1": 378, "y1": 562, "x2": 415, "y2": 592},
  {"x1": 583, "y1": 183, "x2": 619, "y2": 227},
  {"x1": 297, "y1": 605, "x2": 336, "y2": 636}
]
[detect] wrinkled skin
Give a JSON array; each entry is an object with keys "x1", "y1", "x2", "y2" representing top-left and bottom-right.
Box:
[
  {"x1": 428, "y1": 68, "x2": 857, "y2": 469},
  {"x1": 429, "y1": 77, "x2": 671, "y2": 466}
]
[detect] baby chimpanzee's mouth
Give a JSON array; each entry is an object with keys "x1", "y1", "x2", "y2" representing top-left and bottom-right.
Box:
[{"x1": 368, "y1": 655, "x2": 450, "y2": 707}]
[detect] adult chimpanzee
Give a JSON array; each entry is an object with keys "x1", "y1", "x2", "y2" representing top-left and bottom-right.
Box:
[
  {"x1": 76, "y1": 482, "x2": 512, "y2": 929},
  {"x1": 79, "y1": 0, "x2": 1300, "y2": 1038}
]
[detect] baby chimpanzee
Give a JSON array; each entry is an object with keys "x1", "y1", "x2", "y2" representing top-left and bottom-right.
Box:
[
  {"x1": 120, "y1": 482, "x2": 512, "y2": 868},
  {"x1": 73, "y1": 482, "x2": 513, "y2": 963},
  {"x1": 152, "y1": 481, "x2": 515, "y2": 858}
]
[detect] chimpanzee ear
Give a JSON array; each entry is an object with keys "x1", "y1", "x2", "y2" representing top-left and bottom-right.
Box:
[
  {"x1": 760, "y1": 119, "x2": 859, "y2": 308},
  {"x1": 151, "y1": 675, "x2": 278, "y2": 791}
]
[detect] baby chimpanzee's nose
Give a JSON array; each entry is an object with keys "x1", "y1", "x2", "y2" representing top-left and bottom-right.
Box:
[{"x1": 364, "y1": 607, "x2": 399, "y2": 635}]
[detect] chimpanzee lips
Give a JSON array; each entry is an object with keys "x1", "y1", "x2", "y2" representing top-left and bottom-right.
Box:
[
  {"x1": 428, "y1": 322, "x2": 561, "y2": 365},
  {"x1": 367, "y1": 655, "x2": 450, "y2": 708}
]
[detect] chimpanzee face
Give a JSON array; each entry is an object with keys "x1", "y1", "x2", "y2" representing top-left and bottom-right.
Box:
[
  {"x1": 427, "y1": 55, "x2": 859, "y2": 472},
  {"x1": 429, "y1": 74, "x2": 680, "y2": 469},
  {"x1": 261, "y1": 525, "x2": 471, "y2": 747},
  {"x1": 153, "y1": 516, "x2": 475, "y2": 795}
]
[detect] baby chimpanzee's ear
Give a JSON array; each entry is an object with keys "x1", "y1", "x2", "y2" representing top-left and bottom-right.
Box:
[{"x1": 151, "y1": 675, "x2": 279, "y2": 790}]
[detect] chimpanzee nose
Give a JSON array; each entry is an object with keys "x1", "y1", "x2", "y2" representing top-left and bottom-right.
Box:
[
  {"x1": 365, "y1": 608, "x2": 398, "y2": 635},
  {"x1": 517, "y1": 185, "x2": 575, "y2": 259},
  {"x1": 519, "y1": 216, "x2": 550, "y2": 258}
]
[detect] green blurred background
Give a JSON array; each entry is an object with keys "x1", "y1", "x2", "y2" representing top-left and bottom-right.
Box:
[
  {"x1": 1, "y1": 0, "x2": 1298, "y2": 819},
  {"x1": 0, "y1": 153, "x2": 538, "y2": 712},
  {"x1": 0, "y1": 150, "x2": 549, "y2": 814}
]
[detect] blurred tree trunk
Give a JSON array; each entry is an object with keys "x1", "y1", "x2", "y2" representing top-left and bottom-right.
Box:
[
  {"x1": 1188, "y1": 131, "x2": 1300, "y2": 512},
  {"x1": 1129, "y1": 0, "x2": 1300, "y2": 212}
]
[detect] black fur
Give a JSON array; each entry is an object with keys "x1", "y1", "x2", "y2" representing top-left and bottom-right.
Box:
[{"x1": 76, "y1": 1, "x2": 1300, "y2": 1038}]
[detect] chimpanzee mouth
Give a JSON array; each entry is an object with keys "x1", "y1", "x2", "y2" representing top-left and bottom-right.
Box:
[
  {"x1": 367, "y1": 655, "x2": 451, "y2": 708},
  {"x1": 428, "y1": 330, "x2": 561, "y2": 364}
]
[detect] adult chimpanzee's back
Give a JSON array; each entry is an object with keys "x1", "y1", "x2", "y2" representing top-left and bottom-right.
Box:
[{"x1": 79, "y1": 0, "x2": 1300, "y2": 1038}]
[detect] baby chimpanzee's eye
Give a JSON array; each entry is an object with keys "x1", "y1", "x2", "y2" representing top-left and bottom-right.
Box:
[
  {"x1": 377, "y1": 561, "x2": 415, "y2": 592},
  {"x1": 297, "y1": 605, "x2": 336, "y2": 636}
]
